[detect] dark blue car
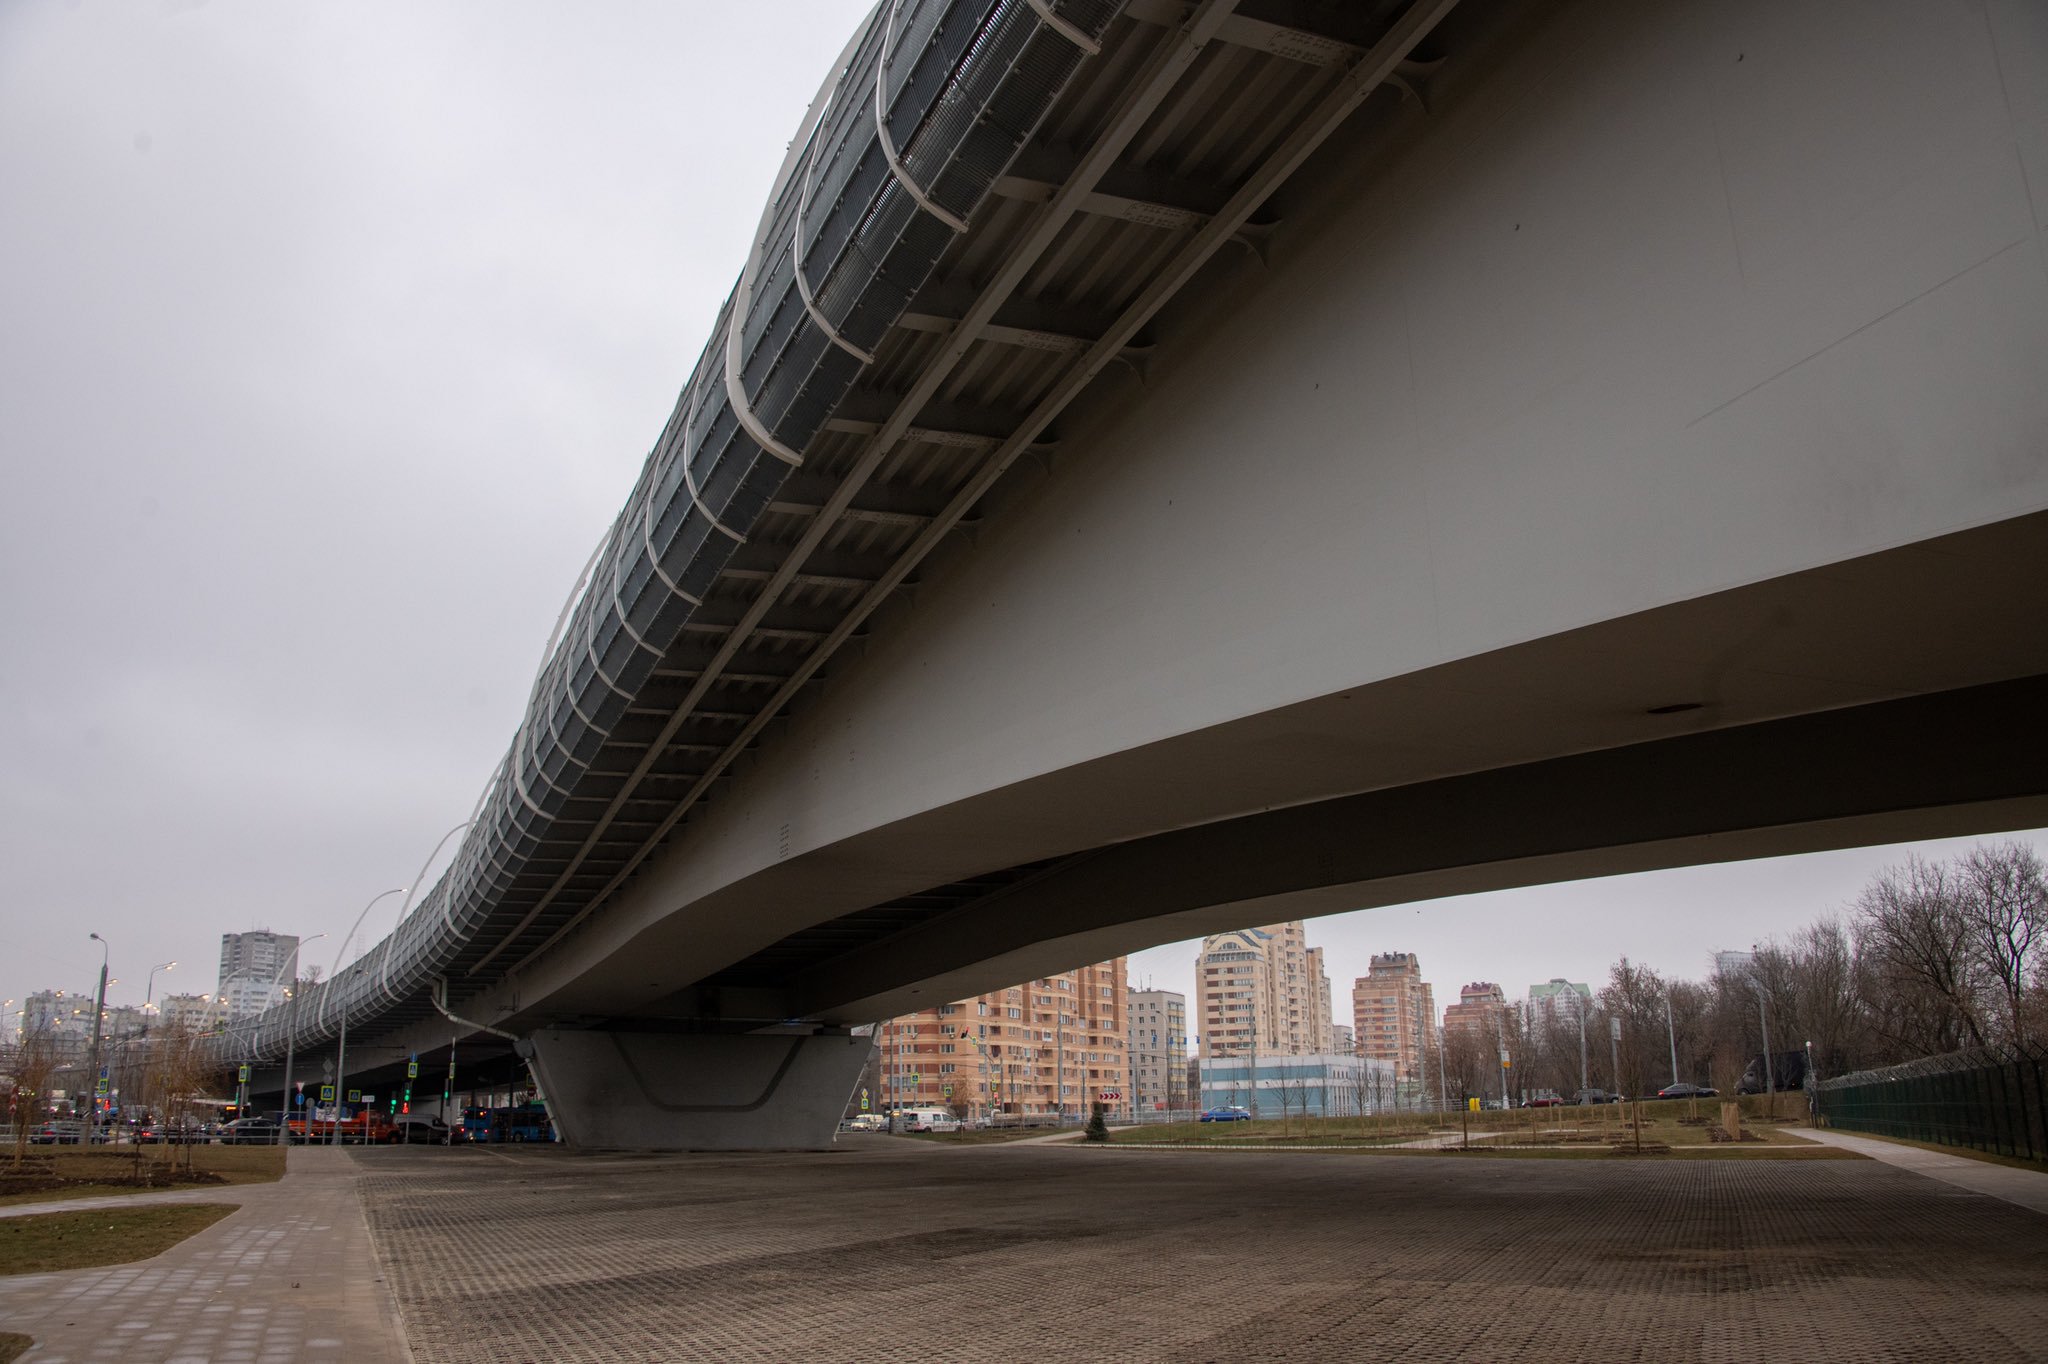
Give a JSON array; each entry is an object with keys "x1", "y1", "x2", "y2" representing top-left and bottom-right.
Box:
[{"x1": 1199, "y1": 1106, "x2": 1251, "y2": 1122}]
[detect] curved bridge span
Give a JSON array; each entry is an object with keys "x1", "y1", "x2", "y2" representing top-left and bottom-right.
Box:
[{"x1": 225, "y1": 0, "x2": 2048, "y2": 1147}]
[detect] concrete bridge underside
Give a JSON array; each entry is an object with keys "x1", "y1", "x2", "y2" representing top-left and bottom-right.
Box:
[{"x1": 277, "y1": 0, "x2": 2048, "y2": 1146}]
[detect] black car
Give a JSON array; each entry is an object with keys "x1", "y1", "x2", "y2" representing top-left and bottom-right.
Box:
[
  {"x1": 383, "y1": 1114, "x2": 458, "y2": 1144},
  {"x1": 218, "y1": 1117, "x2": 282, "y2": 1145},
  {"x1": 1655, "y1": 1082, "x2": 1719, "y2": 1100}
]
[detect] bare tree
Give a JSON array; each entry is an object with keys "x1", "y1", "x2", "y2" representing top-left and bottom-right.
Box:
[
  {"x1": 6, "y1": 1024, "x2": 64, "y2": 1169},
  {"x1": 1959, "y1": 841, "x2": 2045, "y2": 1047},
  {"x1": 1600, "y1": 957, "x2": 1668, "y2": 1098},
  {"x1": 1856, "y1": 855, "x2": 1989, "y2": 1054}
]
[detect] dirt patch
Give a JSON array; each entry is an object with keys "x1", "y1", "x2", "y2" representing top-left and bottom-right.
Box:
[
  {"x1": 0, "y1": 1332, "x2": 31, "y2": 1364},
  {"x1": 0, "y1": 1169, "x2": 227, "y2": 1199}
]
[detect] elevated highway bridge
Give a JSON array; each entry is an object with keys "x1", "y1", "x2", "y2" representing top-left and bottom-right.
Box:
[{"x1": 222, "y1": 0, "x2": 2048, "y2": 1146}]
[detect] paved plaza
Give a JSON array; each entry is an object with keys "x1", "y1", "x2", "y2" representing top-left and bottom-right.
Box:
[
  {"x1": 0, "y1": 1146, "x2": 410, "y2": 1364},
  {"x1": 5, "y1": 1137, "x2": 2046, "y2": 1362},
  {"x1": 350, "y1": 1139, "x2": 2048, "y2": 1364}
]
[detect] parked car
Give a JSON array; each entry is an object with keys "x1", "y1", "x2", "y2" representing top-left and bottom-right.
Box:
[
  {"x1": 1655, "y1": 1082, "x2": 1719, "y2": 1100},
  {"x1": 30, "y1": 1120, "x2": 87, "y2": 1145},
  {"x1": 1199, "y1": 1106, "x2": 1252, "y2": 1122},
  {"x1": 139, "y1": 1118, "x2": 210, "y2": 1144},
  {"x1": 383, "y1": 1114, "x2": 457, "y2": 1144},
  {"x1": 839, "y1": 1114, "x2": 885, "y2": 1132},
  {"x1": 218, "y1": 1117, "x2": 282, "y2": 1145},
  {"x1": 1572, "y1": 1089, "x2": 1621, "y2": 1105},
  {"x1": 1522, "y1": 1091, "x2": 1566, "y2": 1107}
]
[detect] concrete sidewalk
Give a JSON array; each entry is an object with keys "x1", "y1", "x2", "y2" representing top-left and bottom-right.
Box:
[
  {"x1": 0, "y1": 1146, "x2": 411, "y2": 1363},
  {"x1": 1787, "y1": 1126, "x2": 2048, "y2": 1215}
]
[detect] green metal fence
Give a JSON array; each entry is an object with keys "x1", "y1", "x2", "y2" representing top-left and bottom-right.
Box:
[{"x1": 1819, "y1": 1045, "x2": 2046, "y2": 1163}]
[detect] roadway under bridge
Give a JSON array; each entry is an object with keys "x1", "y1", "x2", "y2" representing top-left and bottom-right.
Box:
[{"x1": 233, "y1": 0, "x2": 2048, "y2": 1147}]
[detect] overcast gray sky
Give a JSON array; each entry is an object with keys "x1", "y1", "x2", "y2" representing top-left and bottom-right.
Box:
[{"x1": 3, "y1": 3, "x2": 2039, "y2": 1028}]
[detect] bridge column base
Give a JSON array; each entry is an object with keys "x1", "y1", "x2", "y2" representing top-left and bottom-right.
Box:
[{"x1": 522, "y1": 1028, "x2": 868, "y2": 1150}]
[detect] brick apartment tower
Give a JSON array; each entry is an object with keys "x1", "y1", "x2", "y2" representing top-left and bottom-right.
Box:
[
  {"x1": 1351, "y1": 951, "x2": 1436, "y2": 1081},
  {"x1": 1443, "y1": 981, "x2": 1510, "y2": 1042},
  {"x1": 1195, "y1": 921, "x2": 1334, "y2": 1059},
  {"x1": 879, "y1": 958, "x2": 1127, "y2": 1120}
]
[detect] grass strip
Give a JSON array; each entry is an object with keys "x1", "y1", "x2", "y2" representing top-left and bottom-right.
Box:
[
  {"x1": 0, "y1": 1203, "x2": 236, "y2": 1277},
  {"x1": 0, "y1": 1145, "x2": 283, "y2": 1209},
  {"x1": 0, "y1": 1332, "x2": 31, "y2": 1364}
]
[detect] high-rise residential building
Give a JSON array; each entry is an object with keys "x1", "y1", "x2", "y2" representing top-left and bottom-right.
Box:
[
  {"x1": 1351, "y1": 952, "x2": 1435, "y2": 1081},
  {"x1": 879, "y1": 958, "x2": 1127, "y2": 1120},
  {"x1": 1195, "y1": 921, "x2": 1334, "y2": 1059},
  {"x1": 157, "y1": 993, "x2": 223, "y2": 1033},
  {"x1": 1331, "y1": 1023, "x2": 1354, "y2": 1054},
  {"x1": 1127, "y1": 989, "x2": 1187, "y2": 1112},
  {"x1": 100, "y1": 1005, "x2": 148, "y2": 1039},
  {"x1": 219, "y1": 930, "x2": 299, "y2": 990},
  {"x1": 20, "y1": 990, "x2": 89, "y2": 1039},
  {"x1": 1443, "y1": 981, "x2": 1510, "y2": 1042},
  {"x1": 1527, "y1": 978, "x2": 1591, "y2": 1029},
  {"x1": 218, "y1": 930, "x2": 300, "y2": 1019},
  {"x1": 1713, "y1": 948, "x2": 1757, "y2": 978}
]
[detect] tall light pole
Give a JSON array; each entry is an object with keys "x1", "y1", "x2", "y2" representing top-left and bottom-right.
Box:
[
  {"x1": 273, "y1": 935, "x2": 325, "y2": 1145},
  {"x1": 1664, "y1": 993, "x2": 1680, "y2": 1087},
  {"x1": 145, "y1": 961, "x2": 177, "y2": 1008},
  {"x1": 1576, "y1": 990, "x2": 1589, "y2": 1095},
  {"x1": 331, "y1": 959, "x2": 369, "y2": 1147},
  {"x1": 84, "y1": 934, "x2": 110, "y2": 1131}
]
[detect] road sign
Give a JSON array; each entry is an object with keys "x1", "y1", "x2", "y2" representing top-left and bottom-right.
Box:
[
  {"x1": 321, "y1": 1058, "x2": 334, "y2": 1079},
  {"x1": 295, "y1": 1081, "x2": 304, "y2": 1093},
  {"x1": 320, "y1": 1084, "x2": 335, "y2": 1103},
  {"x1": 238, "y1": 1064, "x2": 250, "y2": 1082},
  {"x1": 943, "y1": 1084, "x2": 953, "y2": 1098},
  {"x1": 1098, "y1": 1091, "x2": 1121, "y2": 1101},
  {"x1": 361, "y1": 1095, "x2": 374, "y2": 1106},
  {"x1": 859, "y1": 1088, "x2": 869, "y2": 1111},
  {"x1": 347, "y1": 1088, "x2": 361, "y2": 1103},
  {"x1": 407, "y1": 1061, "x2": 419, "y2": 1079},
  {"x1": 294, "y1": 1092, "x2": 305, "y2": 1107}
]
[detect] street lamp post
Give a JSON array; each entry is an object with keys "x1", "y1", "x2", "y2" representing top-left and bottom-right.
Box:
[
  {"x1": 84, "y1": 934, "x2": 110, "y2": 1132},
  {"x1": 1758, "y1": 992, "x2": 1776, "y2": 1109},
  {"x1": 273, "y1": 935, "x2": 326, "y2": 1145},
  {"x1": 1576, "y1": 991, "x2": 1590, "y2": 1096},
  {"x1": 330, "y1": 959, "x2": 373, "y2": 1147},
  {"x1": 1664, "y1": 993, "x2": 1680, "y2": 1088}
]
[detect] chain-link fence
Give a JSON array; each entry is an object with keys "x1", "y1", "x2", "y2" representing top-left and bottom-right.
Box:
[{"x1": 1819, "y1": 1044, "x2": 2047, "y2": 1163}]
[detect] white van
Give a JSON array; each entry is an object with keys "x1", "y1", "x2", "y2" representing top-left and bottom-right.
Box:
[{"x1": 893, "y1": 1107, "x2": 961, "y2": 1133}]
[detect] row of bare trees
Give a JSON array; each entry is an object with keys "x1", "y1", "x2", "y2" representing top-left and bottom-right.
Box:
[
  {"x1": 1428, "y1": 841, "x2": 2045, "y2": 1104},
  {"x1": 4, "y1": 1020, "x2": 221, "y2": 1169}
]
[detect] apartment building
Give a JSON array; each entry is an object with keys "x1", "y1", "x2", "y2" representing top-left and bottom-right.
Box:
[
  {"x1": 879, "y1": 958, "x2": 1127, "y2": 1120},
  {"x1": 1351, "y1": 951, "x2": 1436, "y2": 1081},
  {"x1": 1443, "y1": 981, "x2": 1510, "y2": 1042},
  {"x1": 1194, "y1": 921, "x2": 1334, "y2": 1059},
  {"x1": 1127, "y1": 989, "x2": 1187, "y2": 1112},
  {"x1": 218, "y1": 930, "x2": 300, "y2": 1019}
]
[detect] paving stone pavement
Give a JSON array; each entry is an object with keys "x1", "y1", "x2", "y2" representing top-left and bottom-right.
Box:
[
  {"x1": 0, "y1": 1146, "x2": 411, "y2": 1363},
  {"x1": 1785, "y1": 1126, "x2": 2048, "y2": 1215},
  {"x1": 352, "y1": 1138, "x2": 2048, "y2": 1363}
]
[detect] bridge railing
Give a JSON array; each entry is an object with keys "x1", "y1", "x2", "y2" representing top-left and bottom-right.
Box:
[{"x1": 208, "y1": 0, "x2": 1126, "y2": 1070}]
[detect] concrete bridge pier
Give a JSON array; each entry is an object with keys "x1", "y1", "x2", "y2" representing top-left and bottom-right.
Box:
[{"x1": 521, "y1": 1027, "x2": 869, "y2": 1150}]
